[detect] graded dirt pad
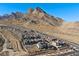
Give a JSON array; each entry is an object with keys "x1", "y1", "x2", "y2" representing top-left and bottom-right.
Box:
[{"x1": 0, "y1": 30, "x2": 28, "y2": 56}]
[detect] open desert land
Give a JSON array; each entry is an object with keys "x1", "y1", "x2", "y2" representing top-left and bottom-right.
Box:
[{"x1": 0, "y1": 7, "x2": 79, "y2": 56}]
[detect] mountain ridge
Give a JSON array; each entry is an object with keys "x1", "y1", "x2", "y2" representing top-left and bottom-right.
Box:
[{"x1": 0, "y1": 7, "x2": 64, "y2": 26}]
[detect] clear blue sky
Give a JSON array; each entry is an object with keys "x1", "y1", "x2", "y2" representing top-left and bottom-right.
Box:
[{"x1": 0, "y1": 3, "x2": 79, "y2": 22}]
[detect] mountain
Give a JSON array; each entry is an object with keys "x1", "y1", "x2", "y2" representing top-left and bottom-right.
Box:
[
  {"x1": 26, "y1": 7, "x2": 64, "y2": 26},
  {"x1": 0, "y1": 12, "x2": 24, "y2": 20},
  {"x1": 0, "y1": 7, "x2": 64, "y2": 26},
  {"x1": 0, "y1": 7, "x2": 79, "y2": 56}
]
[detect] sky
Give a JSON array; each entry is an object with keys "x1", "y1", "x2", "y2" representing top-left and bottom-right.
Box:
[{"x1": 0, "y1": 3, "x2": 79, "y2": 22}]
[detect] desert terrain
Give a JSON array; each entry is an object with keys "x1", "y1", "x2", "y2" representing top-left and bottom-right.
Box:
[{"x1": 0, "y1": 7, "x2": 79, "y2": 56}]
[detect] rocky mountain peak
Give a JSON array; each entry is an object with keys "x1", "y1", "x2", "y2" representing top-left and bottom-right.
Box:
[
  {"x1": 34, "y1": 7, "x2": 46, "y2": 14},
  {"x1": 28, "y1": 7, "x2": 47, "y2": 16},
  {"x1": 28, "y1": 8, "x2": 34, "y2": 14},
  {"x1": 27, "y1": 7, "x2": 64, "y2": 26}
]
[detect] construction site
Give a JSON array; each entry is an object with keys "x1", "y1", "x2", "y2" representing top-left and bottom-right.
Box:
[{"x1": 0, "y1": 7, "x2": 79, "y2": 56}]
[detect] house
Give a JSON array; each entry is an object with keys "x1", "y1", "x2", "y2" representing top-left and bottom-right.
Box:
[
  {"x1": 37, "y1": 41, "x2": 57, "y2": 50},
  {"x1": 22, "y1": 31, "x2": 43, "y2": 45},
  {"x1": 36, "y1": 42, "x2": 48, "y2": 49}
]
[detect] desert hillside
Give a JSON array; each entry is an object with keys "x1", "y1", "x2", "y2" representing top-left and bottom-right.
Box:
[{"x1": 0, "y1": 7, "x2": 79, "y2": 56}]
